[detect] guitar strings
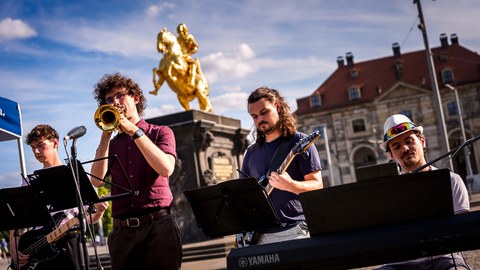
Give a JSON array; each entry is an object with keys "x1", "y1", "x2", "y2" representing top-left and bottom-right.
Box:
[
  {"x1": 21, "y1": 218, "x2": 77, "y2": 255},
  {"x1": 22, "y1": 235, "x2": 49, "y2": 255}
]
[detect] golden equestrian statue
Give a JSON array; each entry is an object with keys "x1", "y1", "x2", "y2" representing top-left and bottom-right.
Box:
[{"x1": 150, "y1": 23, "x2": 212, "y2": 112}]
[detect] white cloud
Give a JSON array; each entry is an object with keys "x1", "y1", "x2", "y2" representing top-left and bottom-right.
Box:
[
  {"x1": 64, "y1": 27, "x2": 154, "y2": 58},
  {"x1": 146, "y1": 3, "x2": 175, "y2": 17},
  {"x1": 41, "y1": 19, "x2": 158, "y2": 59},
  {"x1": 144, "y1": 104, "x2": 178, "y2": 118},
  {"x1": 237, "y1": 43, "x2": 255, "y2": 58},
  {"x1": 211, "y1": 92, "x2": 249, "y2": 114},
  {"x1": 222, "y1": 85, "x2": 242, "y2": 92},
  {"x1": 0, "y1": 18, "x2": 37, "y2": 41},
  {"x1": 202, "y1": 43, "x2": 257, "y2": 83}
]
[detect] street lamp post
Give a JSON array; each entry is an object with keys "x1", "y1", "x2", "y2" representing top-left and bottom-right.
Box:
[
  {"x1": 446, "y1": 83, "x2": 474, "y2": 192},
  {"x1": 414, "y1": 0, "x2": 452, "y2": 170},
  {"x1": 322, "y1": 126, "x2": 334, "y2": 187}
]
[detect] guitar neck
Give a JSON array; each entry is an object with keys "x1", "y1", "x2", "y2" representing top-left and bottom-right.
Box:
[
  {"x1": 46, "y1": 218, "x2": 79, "y2": 244},
  {"x1": 263, "y1": 131, "x2": 320, "y2": 196},
  {"x1": 21, "y1": 218, "x2": 79, "y2": 256},
  {"x1": 265, "y1": 151, "x2": 297, "y2": 195}
]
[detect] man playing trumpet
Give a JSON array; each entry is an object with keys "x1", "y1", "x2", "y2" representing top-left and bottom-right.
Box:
[{"x1": 91, "y1": 73, "x2": 182, "y2": 270}]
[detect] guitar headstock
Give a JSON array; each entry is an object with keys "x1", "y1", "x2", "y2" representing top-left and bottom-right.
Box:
[{"x1": 291, "y1": 130, "x2": 321, "y2": 155}]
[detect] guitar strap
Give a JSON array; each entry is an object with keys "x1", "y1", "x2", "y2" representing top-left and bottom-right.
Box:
[{"x1": 265, "y1": 136, "x2": 293, "y2": 179}]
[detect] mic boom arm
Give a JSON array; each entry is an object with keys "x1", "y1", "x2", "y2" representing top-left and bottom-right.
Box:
[{"x1": 412, "y1": 134, "x2": 480, "y2": 173}]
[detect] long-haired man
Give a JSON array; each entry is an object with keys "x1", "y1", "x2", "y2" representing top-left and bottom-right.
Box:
[{"x1": 241, "y1": 86, "x2": 323, "y2": 245}]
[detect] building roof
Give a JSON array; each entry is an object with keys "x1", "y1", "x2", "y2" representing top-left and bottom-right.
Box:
[{"x1": 295, "y1": 35, "x2": 480, "y2": 115}]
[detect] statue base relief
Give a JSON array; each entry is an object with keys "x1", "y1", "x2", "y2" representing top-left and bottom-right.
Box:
[{"x1": 147, "y1": 110, "x2": 250, "y2": 244}]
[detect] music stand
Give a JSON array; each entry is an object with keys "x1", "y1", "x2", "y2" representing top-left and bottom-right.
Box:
[
  {"x1": 27, "y1": 160, "x2": 100, "y2": 212},
  {"x1": 183, "y1": 178, "x2": 281, "y2": 239},
  {"x1": 82, "y1": 155, "x2": 139, "y2": 202},
  {"x1": 0, "y1": 185, "x2": 52, "y2": 231}
]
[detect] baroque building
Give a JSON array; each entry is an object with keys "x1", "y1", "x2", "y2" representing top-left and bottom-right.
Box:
[{"x1": 295, "y1": 34, "x2": 480, "y2": 188}]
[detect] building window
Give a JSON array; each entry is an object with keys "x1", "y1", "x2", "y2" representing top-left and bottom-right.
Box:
[
  {"x1": 352, "y1": 118, "x2": 366, "y2": 133},
  {"x1": 310, "y1": 94, "x2": 322, "y2": 108},
  {"x1": 320, "y1": 159, "x2": 329, "y2": 170},
  {"x1": 442, "y1": 69, "x2": 454, "y2": 84},
  {"x1": 447, "y1": 101, "x2": 458, "y2": 116},
  {"x1": 350, "y1": 69, "x2": 359, "y2": 79},
  {"x1": 438, "y1": 52, "x2": 448, "y2": 62},
  {"x1": 348, "y1": 86, "x2": 361, "y2": 101},
  {"x1": 394, "y1": 60, "x2": 403, "y2": 80},
  {"x1": 399, "y1": 110, "x2": 413, "y2": 120},
  {"x1": 313, "y1": 125, "x2": 325, "y2": 137}
]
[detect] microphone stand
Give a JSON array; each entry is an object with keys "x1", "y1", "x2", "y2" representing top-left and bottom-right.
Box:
[
  {"x1": 412, "y1": 134, "x2": 480, "y2": 174},
  {"x1": 69, "y1": 138, "x2": 90, "y2": 270}
]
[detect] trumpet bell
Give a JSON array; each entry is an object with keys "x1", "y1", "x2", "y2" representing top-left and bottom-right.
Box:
[{"x1": 94, "y1": 104, "x2": 120, "y2": 132}]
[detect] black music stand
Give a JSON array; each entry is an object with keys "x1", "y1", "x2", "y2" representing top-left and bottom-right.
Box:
[
  {"x1": 183, "y1": 178, "x2": 281, "y2": 239},
  {"x1": 82, "y1": 155, "x2": 139, "y2": 202},
  {"x1": 0, "y1": 185, "x2": 52, "y2": 231},
  {"x1": 27, "y1": 161, "x2": 100, "y2": 212}
]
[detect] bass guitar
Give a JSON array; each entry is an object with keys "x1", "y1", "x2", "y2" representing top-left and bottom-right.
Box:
[
  {"x1": 13, "y1": 218, "x2": 79, "y2": 270},
  {"x1": 236, "y1": 130, "x2": 321, "y2": 247}
]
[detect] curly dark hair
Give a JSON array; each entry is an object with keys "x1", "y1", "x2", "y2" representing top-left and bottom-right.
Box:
[
  {"x1": 93, "y1": 72, "x2": 146, "y2": 116},
  {"x1": 248, "y1": 86, "x2": 297, "y2": 144},
  {"x1": 26, "y1": 124, "x2": 59, "y2": 145}
]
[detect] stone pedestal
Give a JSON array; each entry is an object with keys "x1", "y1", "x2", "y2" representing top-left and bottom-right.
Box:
[{"x1": 147, "y1": 110, "x2": 250, "y2": 244}]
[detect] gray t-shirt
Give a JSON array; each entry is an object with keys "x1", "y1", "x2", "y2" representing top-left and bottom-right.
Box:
[{"x1": 380, "y1": 167, "x2": 470, "y2": 267}]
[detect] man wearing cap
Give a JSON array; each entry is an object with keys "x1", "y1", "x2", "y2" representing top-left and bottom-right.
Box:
[{"x1": 376, "y1": 114, "x2": 470, "y2": 269}]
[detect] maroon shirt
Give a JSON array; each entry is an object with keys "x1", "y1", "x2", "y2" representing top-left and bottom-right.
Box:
[{"x1": 108, "y1": 119, "x2": 176, "y2": 219}]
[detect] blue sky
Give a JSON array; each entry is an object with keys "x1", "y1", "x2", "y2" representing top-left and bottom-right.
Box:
[{"x1": 1, "y1": 0, "x2": 479, "y2": 188}]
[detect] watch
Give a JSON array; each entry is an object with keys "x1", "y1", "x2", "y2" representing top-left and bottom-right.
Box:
[{"x1": 132, "y1": 128, "x2": 144, "y2": 140}]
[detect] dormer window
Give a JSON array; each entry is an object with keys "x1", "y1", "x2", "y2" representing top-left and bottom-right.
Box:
[
  {"x1": 350, "y1": 69, "x2": 359, "y2": 79},
  {"x1": 442, "y1": 68, "x2": 454, "y2": 84},
  {"x1": 394, "y1": 60, "x2": 403, "y2": 80},
  {"x1": 310, "y1": 94, "x2": 322, "y2": 108},
  {"x1": 439, "y1": 52, "x2": 448, "y2": 62},
  {"x1": 348, "y1": 86, "x2": 361, "y2": 101}
]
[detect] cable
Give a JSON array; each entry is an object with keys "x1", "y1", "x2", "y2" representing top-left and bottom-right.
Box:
[
  {"x1": 459, "y1": 251, "x2": 472, "y2": 270},
  {"x1": 438, "y1": 142, "x2": 463, "y2": 169},
  {"x1": 451, "y1": 252, "x2": 458, "y2": 270},
  {"x1": 401, "y1": 15, "x2": 419, "y2": 48}
]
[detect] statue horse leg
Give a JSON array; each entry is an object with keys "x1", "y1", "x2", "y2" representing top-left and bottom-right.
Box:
[
  {"x1": 177, "y1": 95, "x2": 191, "y2": 111},
  {"x1": 195, "y1": 80, "x2": 213, "y2": 112},
  {"x1": 150, "y1": 67, "x2": 163, "y2": 95}
]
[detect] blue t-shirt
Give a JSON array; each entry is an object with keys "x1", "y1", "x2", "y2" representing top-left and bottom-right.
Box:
[{"x1": 241, "y1": 132, "x2": 322, "y2": 232}]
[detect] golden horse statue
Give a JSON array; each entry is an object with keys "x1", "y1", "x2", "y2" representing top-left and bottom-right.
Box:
[{"x1": 150, "y1": 25, "x2": 212, "y2": 112}]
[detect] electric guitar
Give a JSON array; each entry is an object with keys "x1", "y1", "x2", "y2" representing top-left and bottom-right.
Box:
[
  {"x1": 236, "y1": 130, "x2": 321, "y2": 248},
  {"x1": 13, "y1": 218, "x2": 79, "y2": 270}
]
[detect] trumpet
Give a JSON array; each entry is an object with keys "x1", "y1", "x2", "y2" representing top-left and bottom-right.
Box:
[{"x1": 94, "y1": 104, "x2": 124, "y2": 132}]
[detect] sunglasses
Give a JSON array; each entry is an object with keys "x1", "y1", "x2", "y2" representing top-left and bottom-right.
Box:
[{"x1": 384, "y1": 122, "x2": 416, "y2": 141}]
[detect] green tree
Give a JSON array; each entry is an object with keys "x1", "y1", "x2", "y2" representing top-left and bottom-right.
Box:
[{"x1": 97, "y1": 185, "x2": 112, "y2": 236}]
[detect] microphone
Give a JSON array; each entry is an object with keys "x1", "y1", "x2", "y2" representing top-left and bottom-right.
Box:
[{"x1": 64, "y1": 126, "x2": 87, "y2": 141}]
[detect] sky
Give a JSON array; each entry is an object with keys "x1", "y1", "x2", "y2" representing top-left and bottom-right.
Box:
[{"x1": 0, "y1": 0, "x2": 479, "y2": 188}]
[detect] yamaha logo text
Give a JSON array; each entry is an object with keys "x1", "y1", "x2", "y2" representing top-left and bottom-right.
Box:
[{"x1": 238, "y1": 253, "x2": 280, "y2": 268}]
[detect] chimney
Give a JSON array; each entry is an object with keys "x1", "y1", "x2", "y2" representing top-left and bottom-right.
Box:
[
  {"x1": 345, "y1": 52, "x2": 354, "y2": 67},
  {"x1": 440, "y1": 33, "x2": 448, "y2": 48},
  {"x1": 392, "y1": 42, "x2": 401, "y2": 57},
  {"x1": 450, "y1": 33, "x2": 459, "y2": 45},
  {"x1": 337, "y1": 56, "x2": 345, "y2": 68}
]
